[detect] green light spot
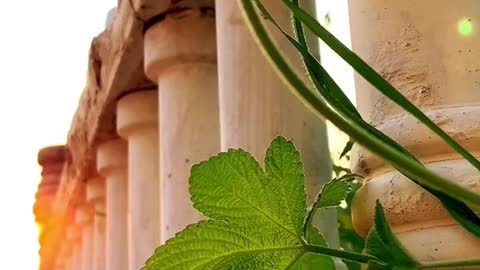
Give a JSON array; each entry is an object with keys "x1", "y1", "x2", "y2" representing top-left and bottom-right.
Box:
[{"x1": 458, "y1": 19, "x2": 473, "y2": 36}]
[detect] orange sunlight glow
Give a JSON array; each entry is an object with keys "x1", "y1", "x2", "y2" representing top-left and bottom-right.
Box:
[{"x1": 0, "y1": 1, "x2": 114, "y2": 269}]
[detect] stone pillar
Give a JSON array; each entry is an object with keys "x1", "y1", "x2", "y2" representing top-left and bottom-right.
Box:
[
  {"x1": 117, "y1": 90, "x2": 159, "y2": 270},
  {"x1": 81, "y1": 223, "x2": 94, "y2": 270},
  {"x1": 86, "y1": 177, "x2": 106, "y2": 270},
  {"x1": 144, "y1": 6, "x2": 220, "y2": 242},
  {"x1": 349, "y1": 0, "x2": 480, "y2": 262},
  {"x1": 58, "y1": 241, "x2": 72, "y2": 270},
  {"x1": 66, "y1": 225, "x2": 82, "y2": 270},
  {"x1": 97, "y1": 139, "x2": 129, "y2": 270},
  {"x1": 76, "y1": 204, "x2": 94, "y2": 270},
  {"x1": 35, "y1": 146, "x2": 66, "y2": 270},
  {"x1": 216, "y1": 1, "x2": 333, "y2": 241}
]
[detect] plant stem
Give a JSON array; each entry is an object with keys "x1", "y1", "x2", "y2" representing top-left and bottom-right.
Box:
[
  {"x1": 420, "y1": 260, "x2": 480, "y2": 269},
  {"x1": 305, "y1": 244, "x2": 375, "y2": 263},
  {"x1": 237, "y1": 0, "x2": 480, "y2": 207}
]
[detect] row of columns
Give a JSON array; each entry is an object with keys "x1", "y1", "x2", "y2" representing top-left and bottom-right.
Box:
[
  {"x1": 37, "y1": 0, "x2": 480, "y2": 269},
  {"x1": 38, "y1": 1, "x2": 332, "y2": 270}
]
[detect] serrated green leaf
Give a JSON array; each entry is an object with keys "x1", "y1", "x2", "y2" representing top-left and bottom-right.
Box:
[
  {"x1": 145, "y1": 137, "x2": 346, "y2": 269},
  {"x1": 365, "y1": 202, "x2": 418, "y2": 270},
  {"x1": 189, "y1": 136, "x2": 306, "y2": 238},
  {"x1": 317, "y1": 176, "x2": 354, "y2": 208},
  {"x1": 303, "y1": 175, "x2": 355, "y2": 238},
  {"x1": 142, "y1": 220, "x2": 303, "y2": 270}
]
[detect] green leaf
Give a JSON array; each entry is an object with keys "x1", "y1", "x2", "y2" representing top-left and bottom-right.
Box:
[
  {"x1": 145, "y1": 137, "x2": 353, "y2": 269},
  {"x1": 303, "y1": 175, "x2": 356, "y2": 246},
  {"x1": 142, "y1": 220, "x2": 304, "y2": 270},
  {"x1": 190, "y1": 136, "x2": 306, "y2": 238},
  {"x1": 339, "y1": 140, "x2": 354, "y2": 160},
  {"x1": 338, "y1": 181, "x2": 365, "y2": 270},
  {"x1": 365, "y1": 202, "x2": 418, "y2": 270},
  {"x1": 317, "y1": 176, "x2": 354, "y2": 208}
]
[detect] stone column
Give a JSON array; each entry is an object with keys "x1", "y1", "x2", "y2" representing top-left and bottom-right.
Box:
[
  {"x1": 36, "y1": 146, "x2": 66, "y2": 270},
  {"x1": 66, "y1": 225, "x2": 82, "y2": 270},
  {"x1": 349, "y1": 0, "x2": 480, "y2": 262},
  {"x1": 97, "y1": 139, "x2": 129, "y2": 270},
  {"x1": 117, "y1": 90, "x2": 159, "y2": 270},
  {"x1": 216, "y1": 1, "x2": 334, "y2": 241},
  {"x1": 86, "y1": 177, "x2": 106, "y2": 270},
  {"x1": 76, "y1": 204, "x2": 94, "y2": 270},
  {"x1": 55, "y1": 243, "x2": 71, "y2": 270},
  {"x1": 144, "y1": 5, "x2": 220, "y2": 242},
  {"x1": 58, "y1": 241, "x2": 72, "y2": 270},
  {"x1": 81, "y1": 223, "x2": 94, "y2": 270}
]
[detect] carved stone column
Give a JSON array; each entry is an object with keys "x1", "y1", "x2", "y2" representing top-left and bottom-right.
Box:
[
  {"x1": 97, "y1": 139, "x2": 129, "y2": 270},
  {"x1": 86, "y1": 177, "x2": 106, "y2": 270},
  {"x1": 117, "y1": 90, "x2": 160, "y2": 270},
  {"x1": 75, "y1": 204, "x2": 94, "y2": 270},
  {"x1": 216, "y1": 1, "x2": 334, "y2": 242},
  {"x1": 144, "y1": 4, "x2": 220, "y2": 242},
  {"x1": 35, "y1": 145, "x2": 66, "y2": 270},
  {"x1": 66, "y1": 225, "x2": 82, "y2": 270},
  {"x1": 349, "y1": 0, "x2": 480, "y2": 262}
]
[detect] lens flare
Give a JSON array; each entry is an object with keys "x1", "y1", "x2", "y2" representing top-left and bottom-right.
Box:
[{"x1": 458, "y1": 18, "x2": 473, "y2": 36}]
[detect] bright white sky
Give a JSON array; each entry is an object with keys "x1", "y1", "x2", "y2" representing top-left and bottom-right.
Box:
[{"x1": 0, "y1": 1, "x2": 115, "y2": 268}]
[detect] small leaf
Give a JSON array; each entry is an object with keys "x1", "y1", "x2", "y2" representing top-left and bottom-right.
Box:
[
  {"x1": 340, "y1": 140, "x2": 354, "y2": 160},
  {"x1": 365, "y1": 202, "x2": 418, "y2": 270},
  {"x1": 303, "y1": 175, "x2": 356, "y2": 244},
  {"x1": 338, "y1": 181, "x2": 365, "y2": 270},
  {"x1": 317, "y1": 176, "x2": 355, "y2": 208}
]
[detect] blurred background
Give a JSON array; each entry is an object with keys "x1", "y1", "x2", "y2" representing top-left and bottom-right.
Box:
[{"x1": 0, "y1": 1, "x2": 353, "y2": 268}]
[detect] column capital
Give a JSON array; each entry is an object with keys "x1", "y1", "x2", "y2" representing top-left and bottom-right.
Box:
[
  {"x1": 117, "y1": 90, "x2": 158, "y2": 138},
  {"x1": 97, "y1": 139, "x2": 128, "y2": 177},
  {"x1": 38, "y1": 145, "x2": 67, "y2": 166},
  {"x1": 144, "y1": 8, "x2": 216, "y2": 82}
]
